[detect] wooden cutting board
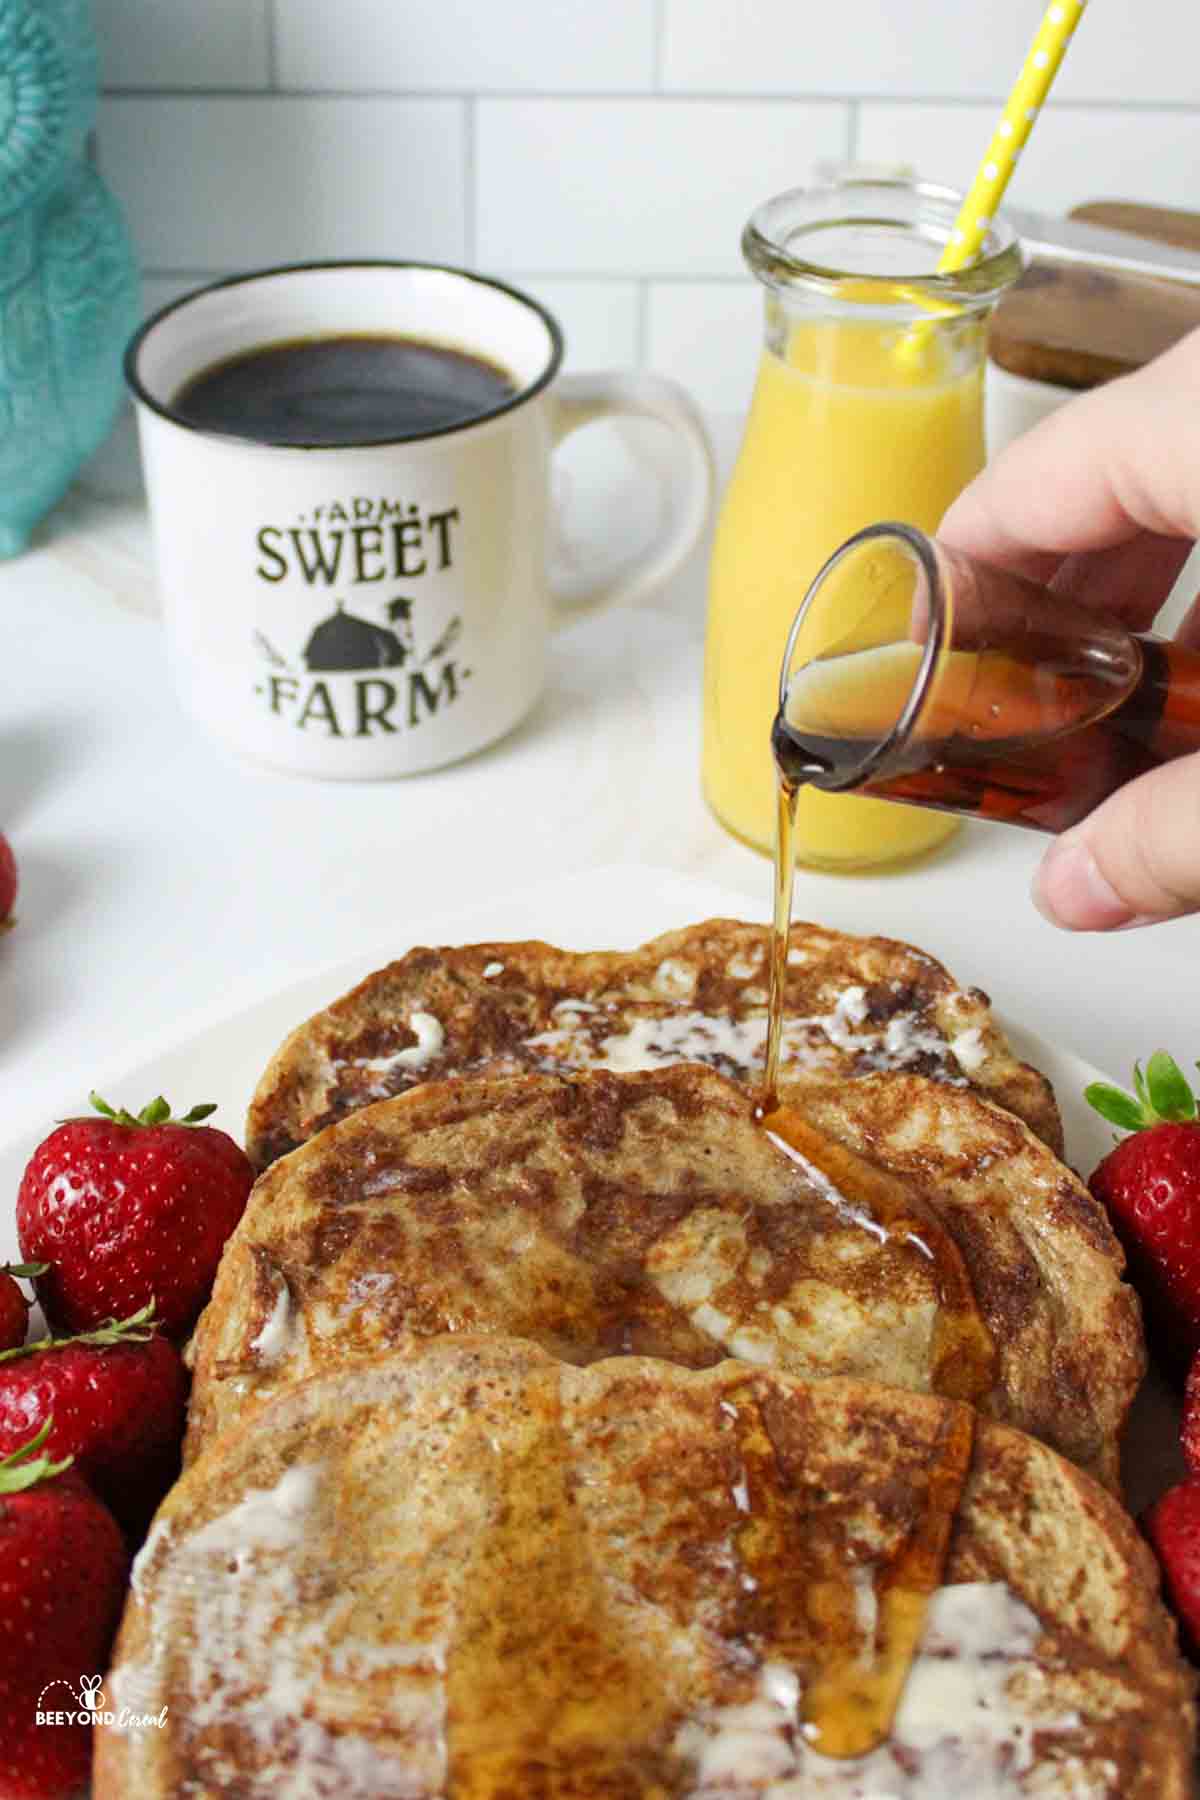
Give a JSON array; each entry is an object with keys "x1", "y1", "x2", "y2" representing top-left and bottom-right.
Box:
[{"x1": 989, "y1": 199, "x2": 1200, "y2": 388}]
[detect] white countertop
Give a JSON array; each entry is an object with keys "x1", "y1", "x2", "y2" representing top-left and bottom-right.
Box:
[{"x1": 4, "y1": 407, "x2": 1197, "y2": 1137}]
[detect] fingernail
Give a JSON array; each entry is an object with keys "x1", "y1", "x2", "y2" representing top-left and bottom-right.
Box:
[{"x1": 1033, "y1": 839, "x2": 1136, "y2": 930}]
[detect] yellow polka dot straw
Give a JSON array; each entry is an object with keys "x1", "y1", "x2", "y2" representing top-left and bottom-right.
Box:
[{"x1": 940, "y1": 0, "x2": 1089, "y2": 275}]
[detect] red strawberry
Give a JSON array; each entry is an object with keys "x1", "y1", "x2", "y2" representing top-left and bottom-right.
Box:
[
  {"x1": 1086, "y1": 1052, "x2": 1200, "y2": 1371},
  {"x1": 0, "y1": 1263, "x2": 43, "y2": 1354},
  {"x1": 0, "y1": 1424, "x2": 128, "y2": 1800},
  {"x1": 17, "y1": 1093, "x2": 254, "y2": 1339},
  {"x1": 0, "y1": 830, "x2": 16, "y2": 928},
  {"x1": 0, "y1": 1303, "x2": 187, "y2": 1538},
  {"x1": 1144, "y1": 1477, "x2": 1200, "y2": 1654}
]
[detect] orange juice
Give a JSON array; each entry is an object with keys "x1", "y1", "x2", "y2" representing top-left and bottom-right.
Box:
[{"x1": 703, "y1": 313, "x2": 986, "y2": 867}]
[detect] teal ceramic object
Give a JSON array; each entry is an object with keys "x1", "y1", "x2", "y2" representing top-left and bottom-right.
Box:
[{"x1": 0, "y1": 0, "x2": 140, "y2": 554}]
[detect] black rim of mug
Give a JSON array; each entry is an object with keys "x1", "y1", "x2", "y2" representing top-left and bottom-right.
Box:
[{"x1": 123, "y1": 259, "x2": 567, "y2": 451}]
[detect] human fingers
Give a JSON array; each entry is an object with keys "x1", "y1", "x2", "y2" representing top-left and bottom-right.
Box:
[
  {"x1": 1045, "y1": 534, "x2": 1196, "y2": 634},
  {"x1": 941, "y1": 327, "x2": 1200, "y2": 573},
  {"x1": 1032, "y1": 749, "x2": 1200, "y2": 930},
  {"x1": 1174, "y1": 586, "x2": 1200, "y2": 651}
]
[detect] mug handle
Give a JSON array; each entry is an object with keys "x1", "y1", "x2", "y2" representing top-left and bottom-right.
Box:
[{"x1": 549, "y1": 371, "x2": 715, "y2": 621}]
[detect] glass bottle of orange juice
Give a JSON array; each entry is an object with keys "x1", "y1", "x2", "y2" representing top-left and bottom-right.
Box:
[{"x1": 703, "y1": 178, "x2": 1022, "y2": 868}]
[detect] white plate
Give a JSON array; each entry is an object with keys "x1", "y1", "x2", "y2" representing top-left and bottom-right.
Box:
[
  {"x1": 0, "y1": 861, "x2": 1181, "y2": 1504},
  {"x1": 2, "y1": 860, "x2": 1189, "y2": 1795},
  {"x1": 0, "y1": 864, "x2": 1129, "y2": 1231},
  {"x1": 0, "y1": 862, "x2": 1120, "y2": 1219}
]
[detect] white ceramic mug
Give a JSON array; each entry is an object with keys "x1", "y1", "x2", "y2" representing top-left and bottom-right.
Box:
[
  {"x1": 985, "y1": 358, "x2": 1076, "y2": 455},
  {"x1": 126, "y1": 262, "x2": 714, "y2": 779}
]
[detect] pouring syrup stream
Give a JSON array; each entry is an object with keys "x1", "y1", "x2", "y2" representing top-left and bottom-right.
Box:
[
  {"x1": 763, "y1": 773, "x2": 802, "y2": 1102},
  {"x1": 759, "y1": 752, "x2": 993, "y2": 1756}
]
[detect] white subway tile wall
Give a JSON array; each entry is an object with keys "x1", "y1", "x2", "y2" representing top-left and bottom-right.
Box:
[
  {"x1": 95, "y1": 0, "x2": 271, "y2": 91},
  {"x1": 96, "y1": 0, "x2": 1200, "y2": 419},
  {"x1": 857, "y1": 104, "x2": 1200, "y2": 216},
  {"x1": 272, "y1": 0, "x2": 656, "y2": 94},
  {"x1": 98, "y1": 98, "x2": 468, "y2": 267},
  {"x1": 512, "y1": 281, "x2": 642, "y2": 371},
  {"x1": 475, "y1": 100, "x2": 845, "y2": 277},
  {"x1": 662, "y1": 0, "x2": 1200, "y2": 104}
]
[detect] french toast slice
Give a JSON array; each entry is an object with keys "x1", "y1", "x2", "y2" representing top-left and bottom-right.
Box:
[
  {"x1": 190, "y1": 1065, "x2": 1141, "y2": 1487},
  {"x1": 244, "y1": 917, "x2": 1062, "y2": 1169},
  {"x1": 99, "y1": 1339, "x2": 1194, "y2": 1798}
]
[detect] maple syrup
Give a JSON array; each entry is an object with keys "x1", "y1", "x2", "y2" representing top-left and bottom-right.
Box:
[
  {"x1": 798, "y1": 1405, "x2": 975, "y2": 1759},
  {"x1": 763, "y1": 775, "x2": 799, "y2": 1100},
  {"x1": 773, "y1": 633, "x2": 1200, "y2": 834},
  {"x1": 722, "y1": 1375, "x2": 976, "y2": 1761},
  {"x1": 750, "y1": 1104, "x2": 996, "y2": 1756},
  {"x1": 770, "y1": 520, "x2": 1200, "y2": 837},
  {"x1": 760, "y1": 1109, "x2": 996, "y2": 1408},
  {"x1": 749, "y1": 525, "x2": 1200, "y2": 1754},
  {"x1": 444, "y1": 1373, "x2": 668, "y2": 1795},
  {"x1": 759, "y1": 615, "x2": 1004, "y2": 1752}
]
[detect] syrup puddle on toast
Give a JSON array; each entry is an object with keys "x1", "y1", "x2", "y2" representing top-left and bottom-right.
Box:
[
  {"x1": 797, "y1": 1403, "x2": 975, "y2": 1760},
  {"x1": 759, "y1": 1110, "x2": 997, "y2": 1409},
  {"x1": 763, "y1": 759, "x2": 996, "y2": 1412},
  {"x1": 721, "y1": 1376, "x2": 976, "y2": 1762},
  {"x1": 756, "y1": 770, "x2": 993, "y2": 1757}
]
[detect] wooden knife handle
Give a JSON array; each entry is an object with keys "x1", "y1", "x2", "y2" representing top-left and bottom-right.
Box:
[{"x1": 1070, "y1": 199, "x2": 1200, "y2": 254}]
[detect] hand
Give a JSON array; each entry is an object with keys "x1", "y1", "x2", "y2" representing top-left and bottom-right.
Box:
[{"x1": 939, "y1": 326, "x2": 1200, "y2": 932}]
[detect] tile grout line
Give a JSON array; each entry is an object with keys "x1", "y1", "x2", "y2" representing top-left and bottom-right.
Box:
[{"x1": 96, "y1": 86, "x2": 1200, "y2": 111}]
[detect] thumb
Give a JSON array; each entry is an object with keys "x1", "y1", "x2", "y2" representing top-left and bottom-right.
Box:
[{"x1": 1033, "y1": 751, "x2": 1200, "y2": 930}]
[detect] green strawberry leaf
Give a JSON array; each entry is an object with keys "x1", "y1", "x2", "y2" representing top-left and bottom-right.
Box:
[
  {"x1": 1, "y1": 1262, "x2": 47, "y2": 1279},
  {"x1": 0, "y1": 1300, "x2": 159, "y2": 1366},
  {"x1": 0, "y1": 1418, "x2": 73, "y2": 1495},
  {"x1": 1145, "y1": 1050, "x2": 1197, "y2": 1121},
  {"x1": 86, "y1": 1093, "x2": 220, "y2": 1129},
  {"x1": 1086, "y1": 1053, "x2": 1200, "y2": 1132},
  {"x1": 1084, "y1": 1082, "x2": 1146, "y2": 1132}
]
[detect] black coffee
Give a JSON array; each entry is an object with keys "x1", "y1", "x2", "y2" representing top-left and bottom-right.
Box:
[{"x1": 171, "y1": 333, "x2": 519, "y2": 445}]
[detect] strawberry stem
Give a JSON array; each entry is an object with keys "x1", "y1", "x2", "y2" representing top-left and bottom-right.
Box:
[
  {"x1": 1085, "y1": 1051, "x2": 1198, "y2": 1133},
  {"x1": 0, "y1": 1300, "x2": 159, "y2": 1366},
  {"x1": 0, "y1": 1419, "x2": 73, "y2": 1495},
  {"x1": 87, "y1": 1093, "x2": 218, "y2": 1129}
]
